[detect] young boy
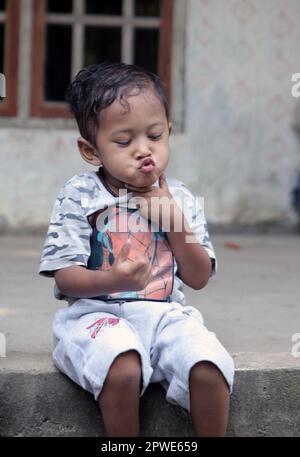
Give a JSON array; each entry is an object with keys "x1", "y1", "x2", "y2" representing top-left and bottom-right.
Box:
[{"x1": 39, "y1": 62, "x2": 234, "y2": 437}]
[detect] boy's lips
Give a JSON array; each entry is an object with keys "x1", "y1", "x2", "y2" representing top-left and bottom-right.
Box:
[{"x1": 139, "y1": 158, "x2": 156, "y2": 173}]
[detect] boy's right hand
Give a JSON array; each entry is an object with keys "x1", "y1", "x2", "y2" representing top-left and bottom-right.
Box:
[{"x1": 109, "y1": 239, "x2": 153, "y2": 292}]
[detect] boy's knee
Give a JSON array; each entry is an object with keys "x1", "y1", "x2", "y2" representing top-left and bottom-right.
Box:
[
  {"x1": 105, "y1": 350, "x2": 142, "y2": 389},
  {"x1": 189, "y1": 361, "x2": 228, "y2": 390}
]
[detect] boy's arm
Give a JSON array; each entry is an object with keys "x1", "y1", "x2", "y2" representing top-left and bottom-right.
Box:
[
  {"x1": 54, "y1": 242, "x2": 153, "y2": 298},
  {"x1": 165, "y1": 207, "x2": 212, "y2": 290},
  {"x1": 125, "y1": 174, "x2": 214, "y2": 290},
  {"x1": 54, "y1": 266, "x2": 117, "y2": 298}
]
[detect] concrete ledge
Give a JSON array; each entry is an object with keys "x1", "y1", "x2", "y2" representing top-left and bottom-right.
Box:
[{"x1": 0, "y1": 352, "x2": 300, "y2": 437}]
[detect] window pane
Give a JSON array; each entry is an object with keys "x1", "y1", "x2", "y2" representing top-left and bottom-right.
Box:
[
  {"x1": 134, "y1": 28, "x2": 159, "y2": 74},
  {"x1": 0, "y1": 23, "x2": 4, "y2": 74},
  {"x1": 85, "y1": 0, "x2": 122, "y2": 15},
  {"x1": 46, "y1": 0, "x2": 73, "y2": 13},
  {"x1": 44, "y1": 25, "x2": 72, "y2": 101},
  {"x1": 0, "y1": 0, "x2": 5, "y2": 12},
  {"x1": 84, "y1": 27, "x2": 121, "y2": 66},
  {"x1": 134, "y1": 0, "x2": 160, "y2": 17}
]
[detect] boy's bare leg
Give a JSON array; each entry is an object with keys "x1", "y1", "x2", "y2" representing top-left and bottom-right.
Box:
[
  {"x1": 98, "y1": 350, "x2": 142, "y2": 437},
  {"x1": 189, "y1": 361, "x2": 230, "y2": 437}
]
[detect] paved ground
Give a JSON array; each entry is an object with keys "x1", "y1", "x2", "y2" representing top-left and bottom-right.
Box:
[{"x1": 0, "y1": 233, "x2": 299, "y2": 355}]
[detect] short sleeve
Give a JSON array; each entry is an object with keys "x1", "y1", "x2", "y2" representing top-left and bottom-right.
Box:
[
  {"x1": 38, "y1": 177, "x2": 92, "y2": 277},
  {"x1": 169, "y1": 179, "x2": 217, "y2": 276}
]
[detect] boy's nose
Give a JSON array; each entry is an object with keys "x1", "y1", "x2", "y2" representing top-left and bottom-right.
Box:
[{"x1": 134, "y1": 144, "x2": 152, "y2": 160}]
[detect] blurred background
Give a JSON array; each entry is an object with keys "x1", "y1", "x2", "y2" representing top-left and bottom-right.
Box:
[
  {"x1": 0, "y1": 0, "x2": 299, "y2": 357},
  {"x1": 0, "y1": 0, "x2": 300, "y2": 231}
]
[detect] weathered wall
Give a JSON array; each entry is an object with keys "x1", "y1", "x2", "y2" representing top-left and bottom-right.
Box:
[
  {"x1": 180, "y1": 0, "x2": 300, "y2": 224},
  {"x1": 0, "y1": 128, "x2": 89, "y2": 229}
]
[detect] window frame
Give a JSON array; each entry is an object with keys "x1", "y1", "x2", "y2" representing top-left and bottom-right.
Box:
[
  {"x1": 0, "y1": 0, "x2": 20, "y2": 117},
  {"x1": 30, "y1": 0, "x2": 173, "y2": 118}
]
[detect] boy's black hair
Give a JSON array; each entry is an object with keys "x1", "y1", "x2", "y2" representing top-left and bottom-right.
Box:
[{"x1": 65, "y1": 62, "x2": 169, "y2": 148}]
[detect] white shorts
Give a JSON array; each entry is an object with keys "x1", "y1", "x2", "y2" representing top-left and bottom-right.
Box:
[{"x1": 52, "y1": 299, "x2": 235, "y2": 412}]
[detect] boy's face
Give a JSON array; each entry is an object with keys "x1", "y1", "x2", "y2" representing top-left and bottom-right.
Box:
[{"x1": 78, "y1": 88, "x2": 172, "y2": 193}]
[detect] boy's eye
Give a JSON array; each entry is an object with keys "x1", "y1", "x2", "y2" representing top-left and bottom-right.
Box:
[
  {"x1": 115, "y1": 140, "x2": 131, "y2": 147},
  {"x1": 149, "y1": 134, "x2": 162, "y2": 141},
  {"x1": 114, "y1": 133, "x2": 162, "y2": 146}
]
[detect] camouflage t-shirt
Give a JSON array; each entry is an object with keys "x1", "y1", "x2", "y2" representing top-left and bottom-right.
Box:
[{"x1": 38, "y1": 170, "x2": 217, "y2": 305}]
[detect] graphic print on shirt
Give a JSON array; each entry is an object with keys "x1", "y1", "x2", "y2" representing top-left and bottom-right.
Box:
[{"x1": 87, "y1": 205, "x2": 174, "y2": 301}]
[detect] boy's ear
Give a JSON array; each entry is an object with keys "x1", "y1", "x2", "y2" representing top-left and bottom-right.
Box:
[
  {"x1": 77, "y1": 137, "x2": 102, "y2": 166},
  {"x1": 168, "y1": 122, "x2": 172, "y2": 136}
]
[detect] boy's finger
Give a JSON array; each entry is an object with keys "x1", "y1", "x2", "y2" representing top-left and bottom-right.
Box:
[
  {"x1": 140, "y1": 252, "x2": 151, "y2": 264},
  {"x1": 118, "y1": 239, "x2": 131, "y2": 260},
  {"x1": 135, "y1": 253, "x2": 152, "y2": 269}
]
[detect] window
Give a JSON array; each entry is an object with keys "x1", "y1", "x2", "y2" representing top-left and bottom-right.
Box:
[
  {"x1": 0, "y1": 0, "x2": 20, "y2": 117},
  {"x1": 31, "y1": 0, "x2": 173, "y2": 118}
]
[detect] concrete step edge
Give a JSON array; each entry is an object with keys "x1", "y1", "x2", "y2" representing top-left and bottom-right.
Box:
[
  {"x1": 1, "y1": 351, "x2": 300, "y2": 373},
  {"x1": 0, "y1": 351, "x2": 299, "y2": 437}
]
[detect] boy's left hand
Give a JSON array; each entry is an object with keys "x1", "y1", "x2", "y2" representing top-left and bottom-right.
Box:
[{"x1": 125, "y1": 173, "x2": 182, "y2": 230}]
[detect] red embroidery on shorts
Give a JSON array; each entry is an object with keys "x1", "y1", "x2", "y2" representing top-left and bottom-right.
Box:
[{"x1": 86, "y1": 318, "x2": 119, "y2": 339}]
